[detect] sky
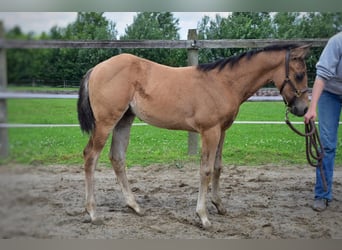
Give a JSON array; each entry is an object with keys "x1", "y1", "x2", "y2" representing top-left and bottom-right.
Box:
[{"x1": 0, "y1": 12, "x2": 230, "y2": 39}]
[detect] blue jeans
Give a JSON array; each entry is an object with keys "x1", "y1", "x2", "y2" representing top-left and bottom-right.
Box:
[{"x1": 316, "y1": 90, "x2": 342, "y2": 201}]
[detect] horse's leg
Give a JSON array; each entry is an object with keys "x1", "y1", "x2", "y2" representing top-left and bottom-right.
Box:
[
  {"x1": 84, "y1": 124, "x2": 112, "y2": 225},
  {"x1": 109, "y1": 111, "x2": 143, "y2": 215},
  {"x1": 196, "y1": 126, "x2": 221, "y2": 229},
  {"x1": 211, "y1": 132, "x2": 227, "y2": 215}
]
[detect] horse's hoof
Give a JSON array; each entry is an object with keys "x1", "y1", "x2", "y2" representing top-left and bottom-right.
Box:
[
  {"x1": 196, "y1": 211, "x2": 212, "y2": 230},
  {"x1": 91, "y1": 217, "x2": 104, "y2": 225},
  {"x1": 202, "y1": 220, "x2": 212, "y2": 230},
  {"x1": 211, "y1": 200, "x2": 227, "y2": 215},
  {"x1": 136, "y1": 208, "x2": 145, "y2": 216},
  {"x1": 217, "y1": 206, "x2": 227, "y2": 215},
  {"x1": 127, "y1": 205, "x2": 145, "y2": 216}
]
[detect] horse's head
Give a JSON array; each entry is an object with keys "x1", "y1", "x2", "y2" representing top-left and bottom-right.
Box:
[{"x1": 276, "y1": 44, "x2": 311, "y2": 117}]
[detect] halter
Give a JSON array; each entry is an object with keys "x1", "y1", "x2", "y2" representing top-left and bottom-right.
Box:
[{"x1": 279, "y1": 49, "x2": 308, "y2": 106}]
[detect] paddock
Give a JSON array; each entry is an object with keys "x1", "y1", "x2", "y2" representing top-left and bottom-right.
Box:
[
  {"x1": 0, "y1": 163, "x2": 341, "y2": 239},
  {"x1": 1, "y1": 31, "x2": 341, "y2": 238}
]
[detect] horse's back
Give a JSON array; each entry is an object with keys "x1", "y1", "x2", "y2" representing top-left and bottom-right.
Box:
[
  {"x1": 97, "y1": 53, "x2": 170, "y2": 70},
  {"x1": 92, "y1": 53, "x2": 142, "y2": 77},
  {"x1": 90, "y1": 53, "x2": 174, "y2": 83}
]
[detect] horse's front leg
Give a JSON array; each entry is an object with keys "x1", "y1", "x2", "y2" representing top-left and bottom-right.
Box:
[
  {"x1": 196, "y1": 126, "x2": 221, "y2": 229},
  {"x1": 211, "y1": 132, "x2": 227, "y2": 215}
]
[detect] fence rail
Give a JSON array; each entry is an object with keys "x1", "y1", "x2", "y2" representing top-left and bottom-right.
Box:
[
  {"x1": 0, "y1": 22, "x2": 329, "y2": 157},
  {"x1": 0, "y1": 38, "x2": 328, "y2": 49},
  {"x1": 0, "y1": 121, "x2": 309, "y2": 129},
  {"x1": 0, "y1": 91, "x2": 285, "y2": 101},
  {"x1": 0, "y1": 38, "x2": 327, "y2": 49},
  {"x1": 0, "y1": 92, "x2": 79, "y2": 99}
]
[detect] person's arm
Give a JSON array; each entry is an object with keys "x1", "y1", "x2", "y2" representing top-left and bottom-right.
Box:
[{"x1": 304, "y1": 76, "x2": 325, "y2": 124}]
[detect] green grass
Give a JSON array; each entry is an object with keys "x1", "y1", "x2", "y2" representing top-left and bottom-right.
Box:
[{"x1": 3, "y1": 98, "x2": 342, "y2": 167}]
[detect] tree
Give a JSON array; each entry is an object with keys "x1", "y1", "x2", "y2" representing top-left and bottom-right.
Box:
[
  {"x1": 272, "y1": 12, "x2": 303, "y2": 38},
  {"x1": 197, "y1": 12, "x2": 274, "y2": 63},
  {"x1": 53, "y1": 12, "x2": 119, "y2": 84},
  {"x1": 5, "y1": 26, "x2": 38, "y2": 84},
  {"x1": 121, "y1": 12, "x2": 187, "y2": 66},
  {"x1": 6, "y1": 12, "x2": 119, "y2": 86},
  {"x1": 299, "y1": 12, "x2": 342, "y2": 38},
  {"x1": 273, "y1": 12, "x2": 342, "y2": 84},
  {"x1": 64, "y1": 12, "x2": 117, "y2": 40}
]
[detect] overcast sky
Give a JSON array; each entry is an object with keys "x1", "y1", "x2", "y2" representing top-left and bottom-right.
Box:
[{"x1": 0, "y1": 12, "x2": 230, "y2": 39}]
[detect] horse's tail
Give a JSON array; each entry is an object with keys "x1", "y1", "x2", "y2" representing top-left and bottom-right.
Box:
[{"x1": 77, "y1": 68, "x2": 95, "y2": 134}]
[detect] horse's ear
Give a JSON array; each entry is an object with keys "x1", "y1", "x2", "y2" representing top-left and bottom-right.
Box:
[{"x1": 291, "y1": 44, "x2": 312, "y2": 59}]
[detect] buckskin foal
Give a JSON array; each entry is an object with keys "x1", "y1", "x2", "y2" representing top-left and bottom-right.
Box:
[{"x1": 77, "y1": 44, "x2": 311, "y2": 229}]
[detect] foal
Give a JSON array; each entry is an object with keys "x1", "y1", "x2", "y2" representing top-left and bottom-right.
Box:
[{"x1": 77, "y1": 44, "x2": 310, "y2": 229}]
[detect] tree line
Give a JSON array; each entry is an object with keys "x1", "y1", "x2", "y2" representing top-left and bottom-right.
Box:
[{"x1": 4, "y1": 12, "x2": 342, "y2": 87}]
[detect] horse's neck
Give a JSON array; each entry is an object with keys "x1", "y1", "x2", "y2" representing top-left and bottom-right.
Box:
[{"x1": 227, "y1": 51, "x2": 284, "y2": 103}]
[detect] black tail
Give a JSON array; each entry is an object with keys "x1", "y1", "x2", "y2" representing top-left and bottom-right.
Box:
[{"x1": 77, "y1": 68, "x2": 95, "y2": 134}]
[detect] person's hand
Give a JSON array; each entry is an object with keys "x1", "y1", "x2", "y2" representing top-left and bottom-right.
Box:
[{"x1": 304, "y1": 107, "x2": 317, "y2": 124}]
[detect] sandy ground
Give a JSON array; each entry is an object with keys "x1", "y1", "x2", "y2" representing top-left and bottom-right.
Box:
[{"x1": 0, "y1": 163, "x2": 341, "y2": 239}]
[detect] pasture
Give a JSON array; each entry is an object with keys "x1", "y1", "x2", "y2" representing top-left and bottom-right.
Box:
[{"x1": 5, "y1": 98, "x2": 342, "y2": 166}]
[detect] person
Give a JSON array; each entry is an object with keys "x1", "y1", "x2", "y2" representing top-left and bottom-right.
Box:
[{"x1": 304, "y1": 31, "x2": 342, "y2": 212}]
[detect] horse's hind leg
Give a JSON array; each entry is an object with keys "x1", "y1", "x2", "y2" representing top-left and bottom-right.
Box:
[
  {"x1": 211, "y1": 132, "x2": 227, "y2": 215},
  {"x1": 109, "y1": 110, "x2": 143, "y2": 215},
  {"x1": 84, "y1": 124, "x2": 112, "y2": 225}
]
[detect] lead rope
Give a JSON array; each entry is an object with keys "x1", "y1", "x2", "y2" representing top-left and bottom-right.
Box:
[{"x1": 285, "y1": 109, "x2": 328, "y2": 192}]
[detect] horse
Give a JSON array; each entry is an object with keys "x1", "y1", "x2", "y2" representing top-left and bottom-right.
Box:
[{"x1": 77, "y1": 43, "x2": 311, "y2": 229}]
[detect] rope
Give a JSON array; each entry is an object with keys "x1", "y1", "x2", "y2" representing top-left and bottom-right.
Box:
[{"x1": 285, "y1": 110, "x2": 328, "y2": 192}]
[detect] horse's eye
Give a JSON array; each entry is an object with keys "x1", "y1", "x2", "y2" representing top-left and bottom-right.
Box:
[{"x1": 295, "y1": 72, "x2": 305, "y2": 82}]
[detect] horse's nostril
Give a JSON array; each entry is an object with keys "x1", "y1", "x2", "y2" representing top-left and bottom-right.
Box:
[
  {"x1": 293, "y1": 107, "x2": 298, "y2": 115},
  {"x1": 304, "y1": 107, "x2": 308, "y2": 114}
]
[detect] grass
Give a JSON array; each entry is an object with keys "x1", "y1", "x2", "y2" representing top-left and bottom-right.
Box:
[{"x1": 3, "y1": 98, "x2": 342, "y2": 167}]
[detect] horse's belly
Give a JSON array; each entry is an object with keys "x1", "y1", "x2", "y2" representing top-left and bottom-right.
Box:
[{"x1": 129, "y1": 98, "x2": 193, "y2": 131}]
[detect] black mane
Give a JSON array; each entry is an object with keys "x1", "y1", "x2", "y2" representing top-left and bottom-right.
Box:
[{"x1": 197, "y1": 43, "x2": 301, "y2": 72}]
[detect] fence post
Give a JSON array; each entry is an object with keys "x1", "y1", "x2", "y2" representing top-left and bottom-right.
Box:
[
  {"x1": 187, "y1": 29, "x2": 199, "y2": 155},
  {"x1": 0, "y1": 21, "x2": 9, "y2": 158}
]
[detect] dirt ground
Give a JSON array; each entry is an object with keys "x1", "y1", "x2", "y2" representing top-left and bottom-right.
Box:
[{"x1": 0, "y1": 163, "x2": 341, "y2": 239}]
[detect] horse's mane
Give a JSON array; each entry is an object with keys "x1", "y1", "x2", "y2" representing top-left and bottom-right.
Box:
[{"x1": 197, "y1": 43, "x2": 301, "y2": 72}]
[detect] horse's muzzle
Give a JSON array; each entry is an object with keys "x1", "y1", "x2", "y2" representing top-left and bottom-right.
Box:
[{"x1": 288, "y1": 98, "x2": 308, "y2": 117}]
